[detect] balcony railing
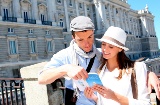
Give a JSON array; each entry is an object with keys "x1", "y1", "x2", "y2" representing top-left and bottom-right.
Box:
[
  {"x1": 63, "y1": 28, "x2": 67, "y2": 32},
  {"x1": 42, "y1": 21, "x2": 52, "y2": 26},
  {"x1": 0, "y1": 78, "x2": 25, "y2": 105},
  {"x1": 24, "y1": 19, "x2": 36, "y2": 24},
  {"x1": 2, "y1": 17, "x2": 17, "y2": 22}
]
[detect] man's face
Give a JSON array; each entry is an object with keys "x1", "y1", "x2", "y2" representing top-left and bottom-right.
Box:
[{"x1": 73, "y1": 30, "x2": 94, "y2": 52}]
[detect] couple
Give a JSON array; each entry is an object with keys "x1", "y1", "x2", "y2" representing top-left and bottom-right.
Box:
[{"x1": 38, "y1": 16, "x2": 160, "y2": 105}]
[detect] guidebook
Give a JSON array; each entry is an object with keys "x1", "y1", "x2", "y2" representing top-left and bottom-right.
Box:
[{"x1": 73, "y1": 73, "x2": 103, "y2": 91}]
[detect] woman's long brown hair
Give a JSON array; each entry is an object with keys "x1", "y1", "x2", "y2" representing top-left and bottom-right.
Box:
[{"x1": 98, "y1": 50, "x2": 135, "y2": 79}]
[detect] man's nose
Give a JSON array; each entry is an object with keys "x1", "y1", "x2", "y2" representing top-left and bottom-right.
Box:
[{"x1": 84, "y1": 41, "x2": 89, "y2": 46}]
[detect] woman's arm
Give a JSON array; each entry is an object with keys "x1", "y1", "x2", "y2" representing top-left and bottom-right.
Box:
[{"x1": 147, "y1": 71, "x2": 160, "y2": 100}]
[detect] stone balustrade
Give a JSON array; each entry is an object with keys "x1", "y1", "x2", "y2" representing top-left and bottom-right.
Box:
[{"x1": 20, "y1": 62, "x2": 64, "y2": 105}]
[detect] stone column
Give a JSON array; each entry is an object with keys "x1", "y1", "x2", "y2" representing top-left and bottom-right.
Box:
[
  {"x1": 94, "y1": 0, "x2": 101, "y2": 30},
  {"x1": 148, "y1": 20, "x2": 151, "y2": 35},
  {"x1": 151, "y1": 20, "x2": 154, "y2": 35},
  {"x1": 64, "y1": 0, "x2": 70, "y2": 31},
  {"x1": 102, "y1": 4, "x2": 107, "y2": 30},
  {"x1": 120, "y1": 8, "x2": 124, "y2": 30},
  {"x1": 152, "y1": 20, "x2": 156, "y2": 35},
  {"x1": 150, "y1": 21, "x2": 152, "y2": 35},
  {"x1": 123, "y1": 10, "x2": 127, "y2": 32},
  {"x1": 144, "y1": 17, "x2": 149, "y2": 36},
  {"x1": 47, "y1": 0, "x2": 54, "y2": 21},
  {"x1": 113, "y1": 6, "x2": 117, "y2": 26},
  {"x1": 132, "y1": 18, "x2": 135, "y2": 35},
  {"x1": 47, "y1": 0, "x2": 57, "y2": 25},
  {"x1": 135, "y1": 20, "x2": 138, "y2": 36},
  {"x1": 98, "y1": 1, "x2": 105, "y2": 30},
  {"x1": 108, "y1": 3, "x2": 113, "y2": 26},
  {"x1": 75, "y1": 1, "x2": 79, "y2": 16},
  {"x1": 141, "y1": 16, "x2": 146, "y2": 36},
  {"x1": 31, "y1": 0, "x2": 38, "y2": 20},
  {"x1": 150, "y1": 20, "x2": 153, "y2": 35},
  {"x1": 13, "y1": 0, "x2": 21, "y2": 18},
  {"x1": 84, "y1": 3, "x2": 87, "y2": 16},
  {"x1": 127, "y1": 12, "x2": 131, "y2": 34}
]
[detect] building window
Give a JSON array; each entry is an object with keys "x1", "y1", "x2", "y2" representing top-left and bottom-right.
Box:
[
  {"x1": 24, "y1": 12, "x2": 28, "y2": 22},
  {"x1": 8, "y1": 28, "x2": 14, "y2": 33},
  {"x1": 30, "y1": 41, "x2": 36, "y2": 53},
  {"x1": 28, "y1": 29, "x2": 33, "y2": 34},
  {"x1": 57, "y1": 0, "x2": 62, "y2": 4},
  {"x1": 59, "y1": 19, "x2": 63, "y2": 27},
  {"x1": 47, "y1": 41, "x2": 52, "y2": 52},
  {"x1": 79, "y1": 3, "x2": 82, "y2": 9},
  {"x1": 46, "y1": 30, "x2": 50, "y2": 35},
  {"x1": 116, "y1": 8, "x2": 118, "y2": 14},
  {"x1": 129, "y1": 55, "x2": 131, "y2": 59},
  {"x1": 69, "y1": 0, "x2": 73, "y2": 6},
  {"x1": 9, "y1": 40, "x2": 17, "y2": 54},
  {"x1": 87, "y1": 5, "x2": 90, "y2": 11},
  {"x1": 13, "y1": 69, "x2": 20, "y2": 78},
  {"x1": 3, "y1": 9, "x2": 9, "y2": 19},
  {"x1": 105, "y1": 5, "x2": 107, "y2": 10},
  {"x1": 41, "y1": 14, "x2": 45, "y2": 21},
  {"x1": 64, "y1": 43, "x2": 67, "y2": 48}
]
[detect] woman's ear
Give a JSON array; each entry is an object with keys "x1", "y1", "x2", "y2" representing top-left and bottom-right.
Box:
[{"x1": 119, "y1": 49, "x2": 123, "y2": 52}]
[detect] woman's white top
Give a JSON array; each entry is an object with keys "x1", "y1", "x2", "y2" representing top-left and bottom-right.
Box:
[{"x1": 97, "y1": 62, "x2": 151, "y2": 105}]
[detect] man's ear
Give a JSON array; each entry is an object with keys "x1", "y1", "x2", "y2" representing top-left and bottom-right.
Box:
[{"x1": 72, "y1": 36, "x2": 76, "y2": 43}]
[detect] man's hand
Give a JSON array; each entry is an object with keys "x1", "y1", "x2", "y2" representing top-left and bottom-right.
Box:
[
  {"x1": 66, "y1": 64, "x2": 88, "y2": 80},
  {"x1": 147, "y1": 71, "x2": 160, "y2": 100}
]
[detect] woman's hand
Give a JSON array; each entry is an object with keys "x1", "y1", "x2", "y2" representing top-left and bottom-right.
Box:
[
  {"x1": 93, "y1": 84, "x2": 129, "y2": 105},
  {"x1": 84, "y1": 87, "x2": 98, "y2": 102},
  {"x1": 93, "y1": 84, "x2": 114, "y2": 99}
]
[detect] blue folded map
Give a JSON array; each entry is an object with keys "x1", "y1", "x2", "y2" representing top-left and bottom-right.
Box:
[
  {"x1": 73, "y1": 73, "x2": 103, "y2": 91},
  {"x1": 86, "y1": 73, "x2": 103, "y2": 87}
]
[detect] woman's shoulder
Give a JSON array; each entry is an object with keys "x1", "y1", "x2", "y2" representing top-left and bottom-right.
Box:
[
  {"x1": 134, "y1": 61, "x2": 148, "y2": 72},
  {"x1": 134, "y1": 61, "x2": 146, "y2": 67},
  {"x1": 134, "y1": 62, "x2": 146, "y2": 67}
]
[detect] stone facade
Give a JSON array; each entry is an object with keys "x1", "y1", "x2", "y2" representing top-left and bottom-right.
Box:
[{"x1": 0, "y1": 0, "x2": 160, "y2": 77}]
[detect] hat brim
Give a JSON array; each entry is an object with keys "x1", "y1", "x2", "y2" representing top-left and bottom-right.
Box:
[
  {"x1": 70, "y1": 28, "x2": 95, "y2": 32},
  {"x1": 96, "y1": 38, "x2": 129, "y2": 51}
]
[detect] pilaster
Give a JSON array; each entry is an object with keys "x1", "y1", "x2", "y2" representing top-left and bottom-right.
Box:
[
  {"x1": 94, "y1": 0, "x2": 101, "y2": 30},
  {"x1": 84, "y1": 3, "x2": 87, "y2": 16},
  {"x1": 13, "y1": 0, "x2": 21, "y2": 18},
  {"x1": 64, "y1": 0, "x2": 70, "y2": 31},
  {"x1": 120, "y1": 8, "x2": 124, "y2": 30},
  {"x1": 47, "y1": 0, "x2": 54, "y2": 21},
  {"x1": 113, "y1": 6, "x2": 117, "y2": 26},
  {"x1": 127, "y1": 12, "x2": 131, "y2": 34},
  {"x1": 108, "y1": 4, "x2": 113, "y2": 26},
  {"x1": 31, "y1": 0, "x2": 38, "y2": 20},
  {"x1": 75, "y1": 1, "x2": 79, "y2": 16}
]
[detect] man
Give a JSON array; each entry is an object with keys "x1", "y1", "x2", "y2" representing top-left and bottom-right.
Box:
[{"x1": 38, "y1": 16, "x2": 160, "y2": 105}]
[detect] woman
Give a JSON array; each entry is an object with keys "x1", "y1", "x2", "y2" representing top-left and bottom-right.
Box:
[{"x1": 84, "y1": 26, "x2": 150, "y2": 105}]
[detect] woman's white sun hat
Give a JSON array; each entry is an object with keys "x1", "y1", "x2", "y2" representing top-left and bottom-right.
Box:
[{"x1": 96, "y1": 26, "x2": 129, "y2": 51}]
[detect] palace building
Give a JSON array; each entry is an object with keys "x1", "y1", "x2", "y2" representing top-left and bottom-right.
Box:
[{"x1": 0, "y1": 0, "x2": 159, "y2": 77}]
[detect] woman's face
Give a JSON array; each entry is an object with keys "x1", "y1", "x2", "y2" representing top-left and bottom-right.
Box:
[{"x1": 101, "y1": 42, "x2": 122, "y2": 60}]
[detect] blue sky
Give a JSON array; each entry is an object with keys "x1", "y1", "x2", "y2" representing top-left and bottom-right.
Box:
[{"x1": 128, "y1": 0, "x2": 160, "y2": 48}]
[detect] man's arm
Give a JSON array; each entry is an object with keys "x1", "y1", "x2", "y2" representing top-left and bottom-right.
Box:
[
  {"x1": 38, "y1": 64, "x2": 88, "y2": 84},
  {"x1": 147, "y1": 71, "x2": 160, "y2": 100}
]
